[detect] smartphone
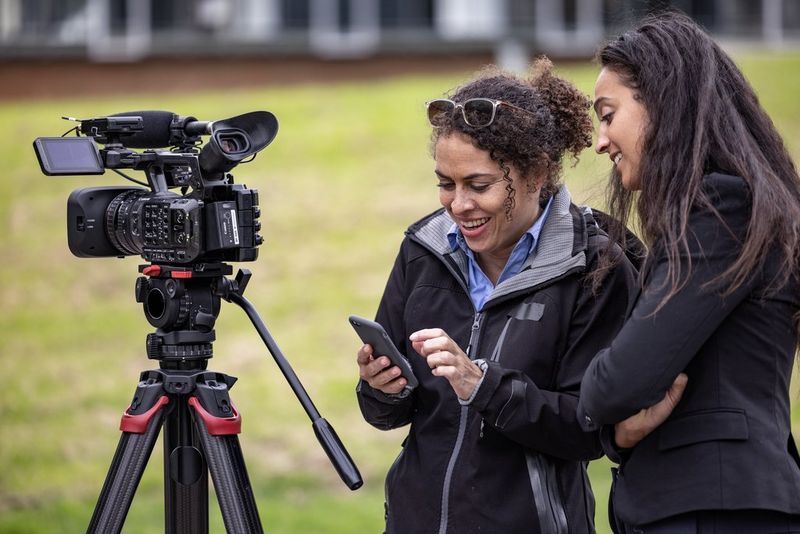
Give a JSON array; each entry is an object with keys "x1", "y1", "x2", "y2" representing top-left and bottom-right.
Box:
[{"x1": 349, "y1": 315, "x2": 418, "y2": 390}]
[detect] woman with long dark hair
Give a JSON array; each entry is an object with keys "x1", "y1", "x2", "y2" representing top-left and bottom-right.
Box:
[{"x1": 578, "y1": 11, "x2": 800, "y2": 534}]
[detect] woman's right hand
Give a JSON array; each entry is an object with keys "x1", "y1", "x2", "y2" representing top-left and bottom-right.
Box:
[
  {"x1": 613, "y1": 373, "x2": 689, "y2": 449},
  {"x1": 357, "y1": 344, "x2": 408, "y2": 395}
]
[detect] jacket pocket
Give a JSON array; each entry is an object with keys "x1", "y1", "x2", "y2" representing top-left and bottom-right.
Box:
[
  {"x1": 489, "y1": 303, "x2": 546, "y2": 362},
  {"x1": 384, "y1": 438, "x2": 408, "y2": 526},
  {"x1": 657, "y1": 408, "x2": 749, "y2": 451},
  {"x1": 511, "y1": 301, "x2": 545, "y2": 321}
]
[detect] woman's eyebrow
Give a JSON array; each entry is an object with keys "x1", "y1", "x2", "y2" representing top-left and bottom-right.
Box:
[{"x1": 435, "y1": 169, "x2": 497, "y2": 181}]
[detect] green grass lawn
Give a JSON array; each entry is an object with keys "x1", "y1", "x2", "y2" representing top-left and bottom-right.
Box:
[{"x1": 1, "y1": 51, "x2": 799, "y2": 533}]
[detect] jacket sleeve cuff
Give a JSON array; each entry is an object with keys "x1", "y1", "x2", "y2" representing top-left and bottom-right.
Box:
[
  {"x1": 458, "y1": 359, "x2": 489, "y2": 405},
  {"x1": 356, "y1": 379, "x2": 412, "y2": 404},
  {"x1": 469, "y1": 360, "x2": 504, "y2": 412},
  {"x1": 599, "y1": 424, "x2": 630, "y2": 464}
]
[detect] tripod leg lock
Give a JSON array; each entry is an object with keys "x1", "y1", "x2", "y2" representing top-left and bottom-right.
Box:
[
  {"x1": 188, "y1": 396, "x2": 241, "y2": 436},
  {"x1": 120, "y1": 395, "x2": 170, "y2": 434}
]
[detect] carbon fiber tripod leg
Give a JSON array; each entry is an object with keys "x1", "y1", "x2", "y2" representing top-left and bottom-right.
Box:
[
  {"x1": 163, "y1": 399, "x2": 209, "y2": 534},
  {"x1": 190, "y1": 397, "x2": 263, "y2": 533},
  {"x1": 87, "y1": 396, "x2": 168, "y2": 534}
]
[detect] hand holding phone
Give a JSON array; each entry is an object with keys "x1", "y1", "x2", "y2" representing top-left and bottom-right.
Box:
[{"x1": 349, "y1": 315, "x2": 418, "y2": 390}]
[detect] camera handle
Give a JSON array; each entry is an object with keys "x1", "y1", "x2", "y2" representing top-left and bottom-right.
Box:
[{"x1": 217, "y1": 269, "x2": 363, "y2": 490}]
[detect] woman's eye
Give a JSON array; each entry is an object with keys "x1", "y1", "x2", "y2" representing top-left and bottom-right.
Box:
[
  {"x1": 470, "y1": 184, "x2": 491, "y2": 192},
  {"x1": 437, "y1": 182, "x2": 455, "y2": 191},
  {"x1": 600, "y1": 112, "x2": 614, "y2": 124}
]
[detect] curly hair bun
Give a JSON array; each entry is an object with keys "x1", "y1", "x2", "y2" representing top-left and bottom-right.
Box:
[
  {"x1": 528, "y1": 57, "x2": 593, "y2": 159},
  {"x1": 429, "y1": 57, "x2": 593, "y2": 195}
]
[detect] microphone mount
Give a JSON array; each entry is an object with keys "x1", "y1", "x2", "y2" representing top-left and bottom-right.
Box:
[{"x1": 73, "y1": 111, "x2": 214, "y2": 152}]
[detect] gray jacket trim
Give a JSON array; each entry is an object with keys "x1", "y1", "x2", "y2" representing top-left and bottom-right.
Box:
[
  {"x1": 412, "y1": 210, "x2": 470, "y2": 282},
  {"x1": 410, "y1": 185, "x2": 587, "y2": 304}
]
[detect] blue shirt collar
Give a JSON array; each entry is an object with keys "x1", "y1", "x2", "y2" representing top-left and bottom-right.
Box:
[
  {"x1": 446, "y1": 196, "x2": 554, "y2": 310},
  {"x1": 447, "y1": 196, "x2": 553, "y2": 257}
]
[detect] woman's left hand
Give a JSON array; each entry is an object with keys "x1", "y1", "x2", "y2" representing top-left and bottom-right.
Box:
[{"x1": 410, "y1": 328, "x2": 483, "y2": 400}]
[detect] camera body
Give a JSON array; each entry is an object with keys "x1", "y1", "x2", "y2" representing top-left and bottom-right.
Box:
[
  {"x1": 66, "y1": 185, "x2": 259, "y2": 263},
  {"x1": 33, "y1": 110, "x2": 277, "y2": 265}
]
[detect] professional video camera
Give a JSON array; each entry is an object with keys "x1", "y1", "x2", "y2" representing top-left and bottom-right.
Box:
[
  {"x1": 31, "y1": 111, "x2": 361, "y2": 533},
  {"x1": 33, "y1": 110, "x2": 277, "y2": 264}
]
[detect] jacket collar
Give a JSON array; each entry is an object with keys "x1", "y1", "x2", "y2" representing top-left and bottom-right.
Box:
[{"x1": 408, "y1": 185, "x2": 588, "y2": 304}]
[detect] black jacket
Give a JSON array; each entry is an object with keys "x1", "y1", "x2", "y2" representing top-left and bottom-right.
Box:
[
  {"x1": 357, "y1": 187, "x2": 638, "y2": 534},
  {"x1": 578, "y1": 174, "x2": 800, "y2": 527}
]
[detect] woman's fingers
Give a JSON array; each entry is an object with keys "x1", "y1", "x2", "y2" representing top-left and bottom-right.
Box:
[
  {"x1": 410, "y1": 329, "x2": 464, "y2": 359},
  {"x1": 356, "y1": 344, "x2": 407, "y2": 393}
]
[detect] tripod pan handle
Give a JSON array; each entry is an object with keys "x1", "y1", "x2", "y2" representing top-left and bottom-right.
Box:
[{"x1": 312, "y1": 418, "x2": 363, "y2": 490}]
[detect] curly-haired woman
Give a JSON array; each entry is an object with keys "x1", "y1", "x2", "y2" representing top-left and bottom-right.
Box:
[
  {"x1": 355, "y1": 59, "x2": 639, "y2": 534},
  {"x1": 577, "y1": 11, "x2": 800, "y2": 533}
]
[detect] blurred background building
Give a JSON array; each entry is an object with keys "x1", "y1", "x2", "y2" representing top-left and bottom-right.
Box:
[{"x1": 1, "y1": 0, "x2": 799, "y2": 67}]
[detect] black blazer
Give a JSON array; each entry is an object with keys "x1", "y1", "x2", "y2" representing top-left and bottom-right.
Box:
[{"x1": 577, "y1": 173, "x2": 800, "y2": 527}]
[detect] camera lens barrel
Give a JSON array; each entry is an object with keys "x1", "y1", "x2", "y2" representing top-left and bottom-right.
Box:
[
  {"x1": 103, "y1": 191, "x2": 203, "y2": 263},
  {"x1": 106, "y1": 189, "x2": 148, "y2": 255}
]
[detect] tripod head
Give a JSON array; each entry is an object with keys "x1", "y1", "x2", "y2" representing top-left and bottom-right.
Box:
[
  {"x1": 134, "y1": 262, "x2": 363, "y2": 490},
  {"x1": 135, "y1": 262, "x2": 231, "y2": 369}
]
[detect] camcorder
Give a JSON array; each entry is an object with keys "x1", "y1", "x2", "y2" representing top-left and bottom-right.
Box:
[
  {"x1": 30, "y1": 109, "x2": 364, "y2": 528},
  {"x1": 32, "y1": 110, "x2": 278, "y2": 264}
]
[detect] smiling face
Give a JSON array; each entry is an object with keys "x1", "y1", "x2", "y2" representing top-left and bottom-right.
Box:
[
  {"x1": 435, "y1": 133, "x2": 541, "y2": 278},
  {"x1": 593, "y1": 67, "x2": 649, "y2": 190}
]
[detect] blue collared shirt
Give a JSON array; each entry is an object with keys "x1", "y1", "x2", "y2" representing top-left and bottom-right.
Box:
[{"x1": 447, "y1": 197, "x2": 553, "y2": 311}]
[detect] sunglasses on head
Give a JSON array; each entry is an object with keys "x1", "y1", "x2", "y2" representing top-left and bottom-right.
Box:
[{"x1": 425, "y1": 98, "x2": 533, "y2": 128}]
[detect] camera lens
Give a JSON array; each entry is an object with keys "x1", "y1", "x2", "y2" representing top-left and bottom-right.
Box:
[{"x1": 105, "y1": 189, "x2": 150, "y2": 255}]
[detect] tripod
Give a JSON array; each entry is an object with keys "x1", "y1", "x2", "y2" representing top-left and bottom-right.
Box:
[{"x1": 87, "y1": 263, "x2": 362, "y2": 534}]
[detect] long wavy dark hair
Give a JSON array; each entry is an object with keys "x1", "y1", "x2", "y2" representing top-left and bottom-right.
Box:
[{"x1": 600, "y1": 11, "x2": 800, "y2": 310}]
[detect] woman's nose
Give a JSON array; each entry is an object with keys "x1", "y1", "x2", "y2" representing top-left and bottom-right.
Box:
[
  {"x1": 450, "y1": 188, "x2": 474, "y2": 213},
  {"x1": 595, "y1": 128, "x2": 610, "y2": 155}
]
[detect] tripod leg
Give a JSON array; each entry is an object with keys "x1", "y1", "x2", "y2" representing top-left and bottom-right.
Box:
[
  {"x1": 189, "y1": 393, "x2": 263, "y2": 534},
  {"x1": 87, "y1": 395, "x2": 169, "y2": 534},
  {"x1": 163, "y1": 397, "x2": 209, "y2": 534}
]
